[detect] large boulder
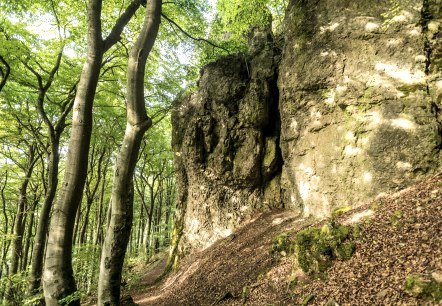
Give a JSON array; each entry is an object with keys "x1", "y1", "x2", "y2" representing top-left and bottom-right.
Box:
[
  {"x1": 172, "y1": 0, "x2": 442, "y2": 252},
  {"x1": 172, "y1": 31, "x2": 282, "y2": 252}
]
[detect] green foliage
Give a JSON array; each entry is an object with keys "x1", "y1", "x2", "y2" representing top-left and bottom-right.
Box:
[
  {"x1": 57, "y1": 290, "x2": 83, "y2": 306},
  {"x1": 404, "y1": 274, "x2": 442, "y2": 302},
  {"x1": 0, "y1": 271, "x2": 29, "y2": 305},
  {"x1": 270, "y1": 232, "x2": 291, "y2": 256},
  {"x1": 293, "y1": 221, "x2": 355, "y2": 274},
  {"x1": 381, "y1": 0, "x2": 416, "y2": 29},
  {"x1": 199, "y1": 0, "x2": 287, "y2": 64},
  {"x1": 389, "y1": 210, "x2": 404, "y2": 227},
  {"x1": 23, "y1": 290, "x2": 44, "y2": 306},
  {"x1": 331, "y1": 205, "x2": 352, "y2": 219}
]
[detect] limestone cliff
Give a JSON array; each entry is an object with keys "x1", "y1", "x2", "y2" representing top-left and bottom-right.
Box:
[{"x1": 172, "y1": 0, "x2": 442, "y2": 252}]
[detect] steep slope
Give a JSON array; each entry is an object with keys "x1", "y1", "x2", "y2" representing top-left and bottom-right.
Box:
[{"x1": 131, "y1": 172, "x2": 442, "y2": 305}]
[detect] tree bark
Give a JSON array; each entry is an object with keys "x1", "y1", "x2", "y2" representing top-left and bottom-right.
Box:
[
  {"x1": 42, "y1": 0, "x2": 143, "y2": 304},
  {"x1": 98, "y1": 0, "x2": 162, "y2": 304},
  {"x1": 8, "y1": 144, "x2": 38, "y2": 302},
  {"x1": 27, "y1": 50, "x2": 74, "y2": 295}
]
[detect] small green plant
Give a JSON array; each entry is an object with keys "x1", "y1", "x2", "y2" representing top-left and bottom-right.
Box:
[
  {"x1": 241, "y1": 285, "x2": 250, "y2": 304},
  {"x1": 390, "y1": 210, "x2": 403, "y2": 227},
  {"x1": 331, "y1": 205, "x2": 352, "y2": 219},
  {"x1": 58, "y1": 290, "x2": 83, "y2": 305},
  {"x1": 352, "y1": 224, "x2": 362, "y2": 239},
  {"x1": 293, "y1": 221, "x2": 355, "y2": 275},
  {"x1": 370, "y1": 202, "x2": 382, "y2": 211},
  {"x1": 270, "y1": 232, "x2": 291, "y2": 256},
  {"x1": 24, "y1": 294, "x2": 44, "y2": 306},
  {"x1": 301, "y1": 294, "x2": 315, "y2": 306},
  {"x1": 404, "y1": 274, "x2": 442, "y2": 302}
]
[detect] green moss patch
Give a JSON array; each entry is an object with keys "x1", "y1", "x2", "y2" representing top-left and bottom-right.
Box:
[
  {"x1": 404, "y1": 274, "x2": 442, "y2": 302},
  {"x1": 270, "y1": 232, "x2": 291, "y2": 256},
  {"x1": 293, "y1": 221, "x2": 355, "y2": 275}
]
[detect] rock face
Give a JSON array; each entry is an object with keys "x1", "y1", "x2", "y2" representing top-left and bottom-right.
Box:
[
  {"x1": 172, "y1": 30, "x2": 282, "y2": 252},
  {"x1": 279, "y1": 0, "x2": 442, "y2": 217},
  {"x1": 172, "y1": 0, "x2": 442, "y2": 252}
]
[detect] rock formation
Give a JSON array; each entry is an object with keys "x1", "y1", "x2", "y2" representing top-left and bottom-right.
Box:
[{"x1": 172, "y1": 0, "x2": 442, "y2": 252}]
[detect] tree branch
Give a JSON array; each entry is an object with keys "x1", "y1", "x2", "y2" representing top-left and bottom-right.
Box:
[
  {"x1": 0, "y1": 55, "x2": 10, "y2": 92},
  {"x1": 161, "y1": 13, "x2": 230, "y2": 53},
  {"x1": 103, "y1": 0, "x2": 144, "y2": 52}
]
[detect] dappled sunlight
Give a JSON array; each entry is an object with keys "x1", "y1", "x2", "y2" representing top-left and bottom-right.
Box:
[
  {"x1": 345, "y1": 131, "x2": 357, "y2": 142},
  {"x1": 298, "y1": 163, "x2": 314, "y2": 176},
  {"x1": 343, "y1": 209, "x2": 374, "y2": 224},
  {"x1": 299, "y1": 180, "x2": 310, "y2": 201},
  {"x1": 324, "y1": 89, "x2": 336, "y2": 106},
  {"x1": 391, "y1": 10, "x2": 414, "y2": 23},
  {"x1": 363, "y1": 172, "x2": 373, "y2": 183},
  {"x1": 391, "y1": 118, "x2": 416, "y2": 131},
  {"x1": 310, "y1": 109, "x2": 322, "y2": 120},
  {"x1": 186, "y1": 219, "x2": 201, "y2": 246},
  {"x1": 344, "y1": 145, "x2": 361, "y2": 157},
  {"x1": 335, "y1": 84, "x2": 348, "y2": 94},
  {"x1": 396, "y1": 161, "x2": 412, "y2": 170},
  {"x1": 320, "y1": 22, "x2": 340, "y2": 34},
  {"x1": 365, "y1": 22, "x2": 379, "y2": 32},
  {"x1": 353, "y1": 111, "x2": 417, "y2": 132},
  {"x1": 365, "y1": 111, "x2": 383, "y2": 129},
  {"x1": 375, "y1": 63, "x2": 425, "y2": 84},
  {"x1": 290, "y1": 119, "x2": 299, "y2": 134}
]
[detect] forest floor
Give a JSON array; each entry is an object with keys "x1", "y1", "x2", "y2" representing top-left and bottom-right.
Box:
[{"x1": 126, "y1": 172, "x2": 442, "y2": 305}]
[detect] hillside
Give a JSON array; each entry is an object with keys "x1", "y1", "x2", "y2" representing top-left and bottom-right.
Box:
[{"x1": 127, "y1": 172, "x2": 442, "y2": 305}]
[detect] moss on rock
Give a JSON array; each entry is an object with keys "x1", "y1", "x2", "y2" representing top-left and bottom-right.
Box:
[{"x1": 293, "y1": 221, "x2": 356, "y2": 274}]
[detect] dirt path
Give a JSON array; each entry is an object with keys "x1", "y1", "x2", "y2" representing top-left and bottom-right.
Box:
[{"x1": 131, "y1": 209, "x2": 308, "y2": 305}]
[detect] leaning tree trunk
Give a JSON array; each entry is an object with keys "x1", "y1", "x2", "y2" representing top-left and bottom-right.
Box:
[
  {"x1": 97, "y1": 1, "x2": 162, "y2": 304},
  {"x1": 42, "y1": 0, "x2": 143, "y2": 304}
]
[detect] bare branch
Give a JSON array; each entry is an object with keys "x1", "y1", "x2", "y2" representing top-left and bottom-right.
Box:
[{"x1": 161, "y1": 13, "x2": 230, "y2": 53}]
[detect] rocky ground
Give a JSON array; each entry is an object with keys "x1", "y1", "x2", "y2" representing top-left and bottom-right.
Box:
[{"x1": 126, "y1": 172, "x2": 442, "y2": 305}]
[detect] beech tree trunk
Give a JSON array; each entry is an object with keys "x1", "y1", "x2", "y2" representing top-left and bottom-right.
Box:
[
  {"x1": 8, "y1": 144, "x2": 38, "y2": 302},
  {"x1": 98, "y1": 1, "x2": 162, "y2": 304},
  {"x1": 24, "y1": 47, "x2": 73, "y2": 295},
  {"x1": 42, "y1": 1, "x2": 143, "y2": 304}
]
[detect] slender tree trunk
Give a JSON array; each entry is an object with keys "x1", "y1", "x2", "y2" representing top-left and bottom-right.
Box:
[
  {"x1": 22, "y1": 194, "x2": 39, "y2": 271},
  {"x1": 153, "y1": 182, "x2": 163, "y2": 253},
  {"x1": 79, "y1": 200, "x2": 93, "y2": 245},
  {"x1": 10, "y1": 145, "x2": 36, "y2": 275},
  {"x1": 29, "y1": 139, "x2": 61, "y2": 294},
  {"x1": 98, "y1": 1, "x2": 161, "y2": 303},
  {"x1": 42, "y1": 1, "x2": 104, "y2": 302},
  {"x1": 0, "y1": 172, "x2": 9, "y2": 285},
  {"x1": 8, "y1": 144, "x2": 38, "y2": 303},
  {"x1": 25, "y1": 47, "x2": 74, "y2": 295},
  {"x1": 94, "y1": 165, "x2": 108, "y2": 246},
  {"x1": 42, "y1": 0, "x2": 143, "y2": 303}
]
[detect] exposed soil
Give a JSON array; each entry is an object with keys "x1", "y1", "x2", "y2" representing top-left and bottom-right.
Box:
[{"x1": 129, "y1": 172, "x2": 442, "y2": 306}]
